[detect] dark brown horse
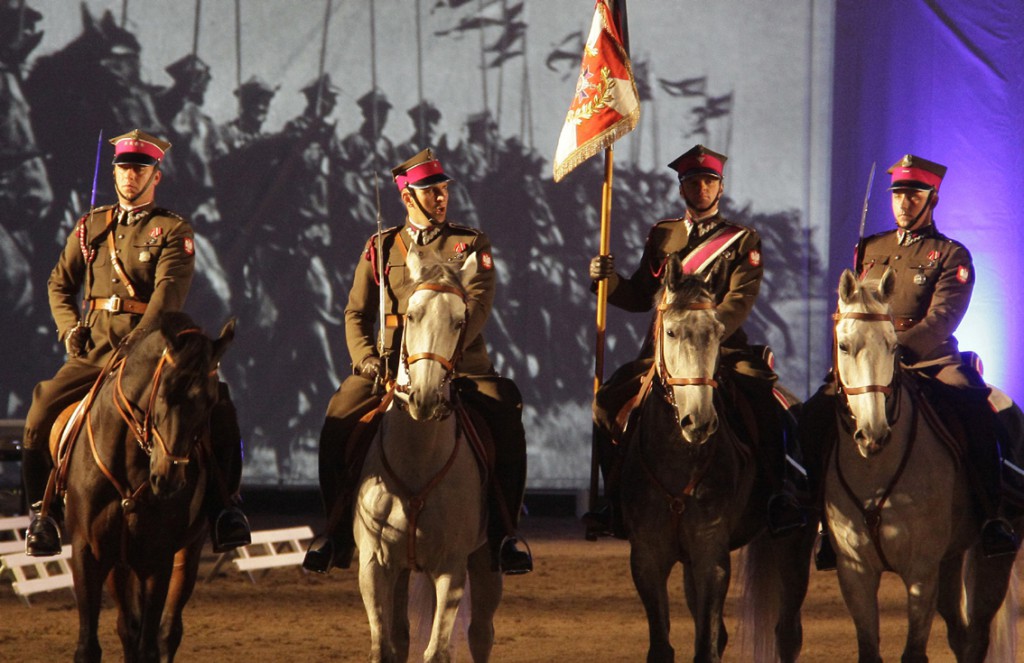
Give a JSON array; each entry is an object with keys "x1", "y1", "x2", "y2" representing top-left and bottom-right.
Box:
[
  {"x1": 61, "y1": 312, "x2": 233, "y2": 663},
  {"x1": 619, "y1": 257, "x2": 815, "y2": 662}
]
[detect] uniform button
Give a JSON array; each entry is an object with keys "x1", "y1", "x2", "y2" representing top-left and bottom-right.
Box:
[
  {"x1": 894, "y1": 255, "x2": 901, "y2": 260},
  {"x1": 118, "y1": 234, "x2": 124, "y2": 239},
  {"x1": 112, "y1": 278, "x2": 119, "y2": 283}
]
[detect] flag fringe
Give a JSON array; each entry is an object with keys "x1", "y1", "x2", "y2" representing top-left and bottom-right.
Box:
[{"x1": 552, "y1": 105, "x2": 639, "y2": 183}]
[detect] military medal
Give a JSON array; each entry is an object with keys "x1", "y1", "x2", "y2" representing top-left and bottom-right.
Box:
[
  {"x1": 139, "y1": 251, "x2": 152, "y2": 262},
  {"x1": 913, "y1": 271, "x2": 926, "y2": 285}
]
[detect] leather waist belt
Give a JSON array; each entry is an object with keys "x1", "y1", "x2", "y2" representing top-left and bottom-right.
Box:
[
  {"x1": 89, "y1": 296, "x2": 148, "y2": 315},
  {"x1": 894, "y1": 316, "x2": 916, "y2": 331},
  {"x1": 385, "y1": 314, "x2": 405, "y2": 329}
]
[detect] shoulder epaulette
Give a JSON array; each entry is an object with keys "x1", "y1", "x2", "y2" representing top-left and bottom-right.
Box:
[
  {"x1": 364, "y1": 226, "x2": 401, "y2": 247},
  {"x1": 446, "y1": 222, "x2": 482, "y2": 236},
  {"x1": 151, "y1": 207, "x2": 187, "y2": 222}
]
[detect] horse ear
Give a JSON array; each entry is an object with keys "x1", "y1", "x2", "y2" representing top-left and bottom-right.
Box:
[
  {"x1": 665, "y1": 254, "x2": 682, "y2": 290},
  {"x1": 878, "y1": 268, "x2": 896, "y2": 303},
  {"x1": 406, "y1": 248, "x2": 422, "y2": 281},
  {"x1": 459, "y1": 251, "x2": 479, "y2": 286},
  {"x1": 212, "y1": 318, "x2": 236, "y2": 365},
  {"x1": 837, "y1": 269, "x2": 858, "y2": 304}
]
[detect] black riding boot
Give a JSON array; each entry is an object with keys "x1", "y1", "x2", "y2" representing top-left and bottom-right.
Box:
[
  {"x1": 22, "y1": 446, "x2": 62, "y2": 556},
  {"x1": 764, "y1": 398, "x2": 807, "y2": 536},
  {"x1": 971, "y1": 407, "x2": 1019, "y2": 558},
  {"x1": 799, "y1": 384, "x2": 840, "y2": 569},
  {"x1": 208, "y1": 386, "x2": 252, "y2": 553},
  {"x1": 582, "y1": 426, "x2": 628, "y2": 540}
]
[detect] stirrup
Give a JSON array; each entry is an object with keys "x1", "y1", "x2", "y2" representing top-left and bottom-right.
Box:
[
  {"x1": 981, "y1": 518, "x2": 1019, "y2": 558},
  {"x1": 499, "y1": 536, "x2": 533, "y2": 575},
  {"x1": 26, "y1": 508, "x2": 63, "y2": 557}
]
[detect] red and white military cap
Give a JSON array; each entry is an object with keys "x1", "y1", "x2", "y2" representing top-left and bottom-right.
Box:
[
  {"x1": 391, "y1": 148, "x2": 453, "y2": 192},
  {"x1": 110, "y1": 129, "x2": 170, "y2": 166},
  {"x1": 667, "y1": 144, "x2": 728, "y2": 181},
  {"x1": 887, "y1": 154, "x2": 947, "y2": 192}
]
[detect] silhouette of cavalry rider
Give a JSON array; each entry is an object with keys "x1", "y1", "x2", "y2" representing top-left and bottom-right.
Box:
[
  {"x1": 803, "y1": 154, "x2": 1018, "y2": 567},
  {"x1": 219, "y1": 76, "x2": 279, "y2": 152},
  {"x1": 21, "y1": 130, "x2": 251, "y2": 556},
  {"x1": 303, "y1": 148, "x2": 533, "y2": 575},
  {"x1": 587, "y1": 144, "x2": 806, "y2": 538}
]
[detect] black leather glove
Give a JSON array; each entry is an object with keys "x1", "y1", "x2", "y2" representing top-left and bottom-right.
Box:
[
  {"x1": 64, "y1": 324, "x2": 89, "y2": 358},
  {"x1": 359, "y1": 355, "x2": 382, "y2": 381},
  {"x1": 589, "y1": 254, "x2": 615, "y2": 281}
]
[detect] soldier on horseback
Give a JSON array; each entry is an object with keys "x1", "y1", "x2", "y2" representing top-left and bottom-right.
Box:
[
  {"x1": 804, "y1": 154, "x2": 1018, "y2": 566},
  {"x1": 586, "y1": 144, "x2": 806, "y2": 538},
  {"x1": 21, "y1": 129, "x2": 251, "y2": 556},
  {"x1": 303, "y1": 148, "x2": 533, "y2": 575}
]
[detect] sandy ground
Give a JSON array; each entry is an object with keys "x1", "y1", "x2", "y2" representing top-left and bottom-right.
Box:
[{"x1": 1, "y1": 513, "x2": 1021, "y2": 662}]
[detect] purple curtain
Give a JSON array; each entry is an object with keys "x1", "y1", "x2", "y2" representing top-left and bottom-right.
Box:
[{"x1": 830, "y1": 0, "x2": 1024, "y2": 399}]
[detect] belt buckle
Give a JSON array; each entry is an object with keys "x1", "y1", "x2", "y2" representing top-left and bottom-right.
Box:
[{"x1": 108, "y1": 294, "x2": 122, "y2": 313}]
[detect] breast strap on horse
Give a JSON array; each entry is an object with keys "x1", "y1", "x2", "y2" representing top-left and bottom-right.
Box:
[
  {"x1": 376, "y1": 395, "x2": 491, "y2": 572},
  {"x1": 831, "y1": 377, "x2": 962, "y2": 572}
]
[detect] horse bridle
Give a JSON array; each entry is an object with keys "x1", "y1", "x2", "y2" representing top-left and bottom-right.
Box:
[
  {"x1": 110, "y1": 328, "x2": 215, "y2": 465},
  {"x1": 654, "y1": 298, "x2": 720, "y2": 407},
  {"x1": 830, "y1": 310, "x2": 910, "y2": 571},
  {"x1": 396, "y1": 282, "x2": 468, "y2": 404},
  {"x1": 831, "y1": 311, "x2": 898, "y2": 409}
]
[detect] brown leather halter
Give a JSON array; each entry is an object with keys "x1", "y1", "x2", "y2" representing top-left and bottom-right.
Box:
[
  {"x1": 832, "y1": 311, "x2": 896, "y2": 398},
  {"x1": 396, "y1": 282, "x2": 468, "y2": 403},
  {"x1": 654, "y1": 297, "x2": 720, "y2": 404}
]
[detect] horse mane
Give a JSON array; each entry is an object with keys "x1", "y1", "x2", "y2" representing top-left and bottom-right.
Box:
[
  {"x1": 410, "y1": 256, "x2": 467, "y2": 299},
  {"x1": 159, "y1": 313, "x2": 213, "y2": 404}
]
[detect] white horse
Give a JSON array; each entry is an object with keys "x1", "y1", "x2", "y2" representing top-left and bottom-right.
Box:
[
  {"x1": 827, "y1": 268, "x2": 1020, "y2": 663},
  {"x1": 354, "y1": 249, "x2": 502, "y2": 663}
]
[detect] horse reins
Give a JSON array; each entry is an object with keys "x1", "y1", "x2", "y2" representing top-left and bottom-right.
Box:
[{"x1": 89, "y1": 329, "x2": 210, "y2": 510}]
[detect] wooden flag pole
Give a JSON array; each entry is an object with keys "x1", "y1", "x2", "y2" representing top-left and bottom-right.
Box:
[{"x1": 588, "y1": 145, "x2": 614, "y2": 521}]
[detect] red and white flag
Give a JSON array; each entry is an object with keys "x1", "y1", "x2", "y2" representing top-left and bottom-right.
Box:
[{"x1": 552, "y1": 0, "x2": 640, "y2": 182}]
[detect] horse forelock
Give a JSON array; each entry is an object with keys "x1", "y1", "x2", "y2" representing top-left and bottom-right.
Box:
[
  {"x1": 842, "y1": 278, "x2": 889, "y2": 316},
  {"x1": 411, "y1": 261, "x2": 467, "y2": 300},
  {"x1": 657, "y1": 273, "x2": 712, "y2": 315}
]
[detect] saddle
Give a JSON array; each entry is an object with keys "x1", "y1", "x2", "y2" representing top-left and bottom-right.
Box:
[{"x1": 345, "y1": 388, "x2": 496, "y2": 487}]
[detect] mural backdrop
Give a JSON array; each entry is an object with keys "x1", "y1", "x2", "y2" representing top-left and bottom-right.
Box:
[{"x1": 3, "y1": 0, "x2": 883, "y2": 490}]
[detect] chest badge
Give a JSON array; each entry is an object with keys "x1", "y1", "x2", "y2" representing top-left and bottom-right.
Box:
[
  {"x1": 927, "y1": 249, "x2": 940, "y2": 261},
  {"x1": 138, "y1": 251, "x2": 152, "y2": 263},
  {"x1": 454, "y1": 242, "x2": 467, "y2": 255},
  {"x1": 913, "y1": 271, "x2": 927, "y2": 285},
  {"x1": 150, "y1": 227, "x2": 163, "y2": 238}
]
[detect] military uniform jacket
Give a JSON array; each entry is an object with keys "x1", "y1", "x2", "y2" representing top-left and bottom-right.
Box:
[
  {"x1": 346, "y1": 220, "x2": 496, "y2": 376},
  {"x1": 47, "y1": 203, "x2": 196, "y2": 366},
  {"x1": 857, "y1": 222, "x2": 973, "y2": 364},
  {"x1": 606, "y1": 213, "x2": 763, "y2": 350}
]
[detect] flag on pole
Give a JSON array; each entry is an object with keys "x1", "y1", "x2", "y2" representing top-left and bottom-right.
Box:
[{"x1": 552, "y1": 0, "x2": 640, "y2": 182}]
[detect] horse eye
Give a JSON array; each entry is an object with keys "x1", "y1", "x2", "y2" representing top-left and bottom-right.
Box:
[
  {"x1": 665, "y1": 329, "x2": 676, "y2": 338},
  {"x1": 838, "y1": 343, "x2": 849, "y2": 354}
]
